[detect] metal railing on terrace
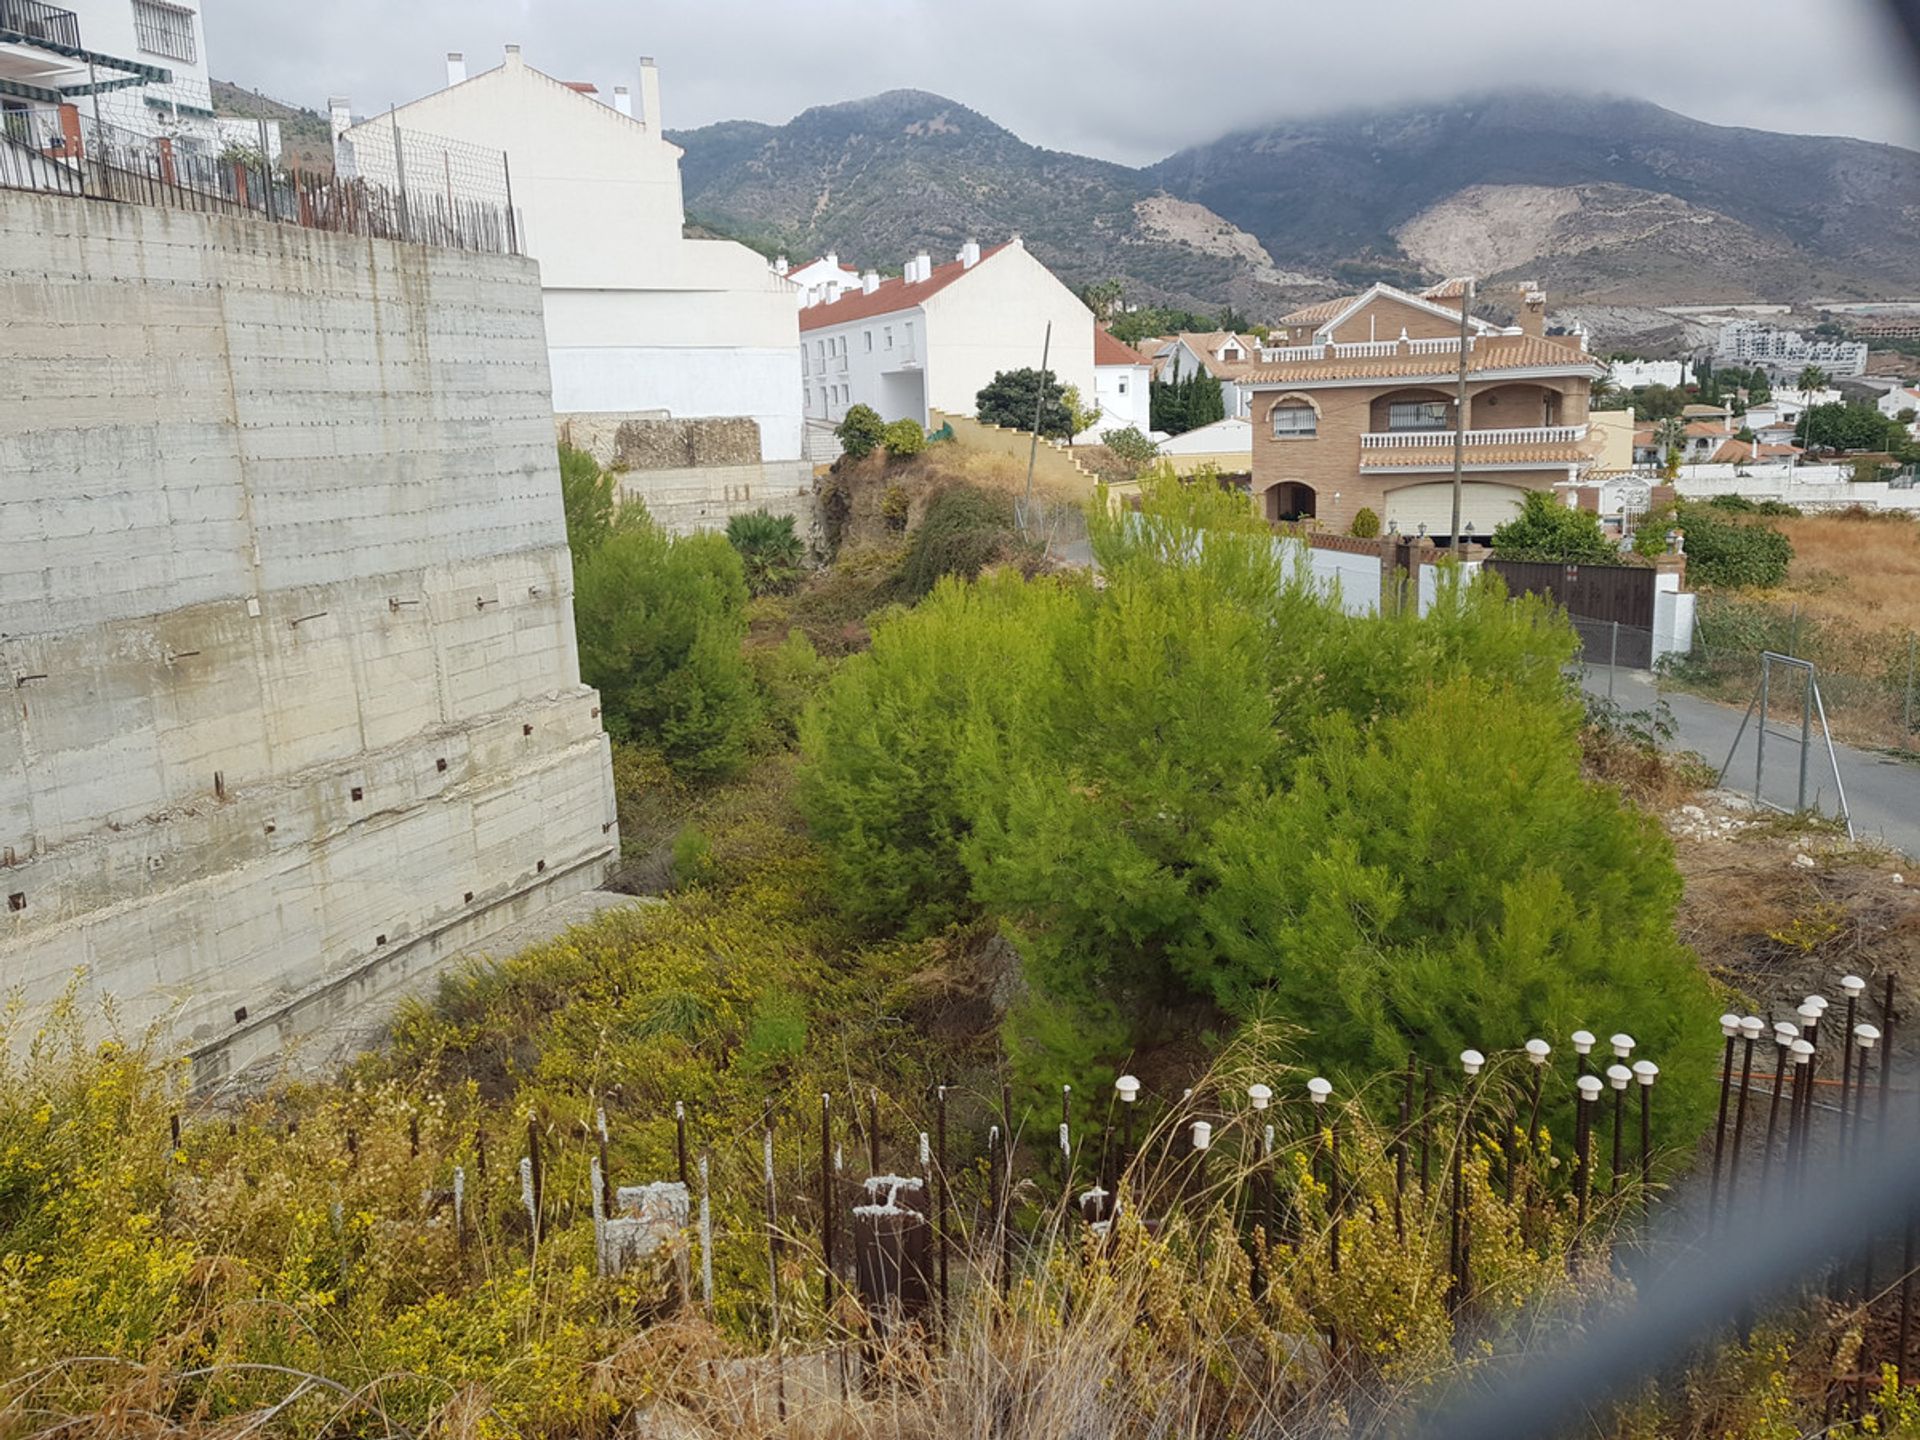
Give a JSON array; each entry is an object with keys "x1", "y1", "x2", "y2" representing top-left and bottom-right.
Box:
[
  {"x1": 0, "y1": 110, "x2": 523, "y2": 257},
  {"x1": 1359, "y1": 423, "x2": 1590, "y2": 449},
  {"x1": 0, "y1": 0, "x2": 81, "y2": 49},
  {"x1": 1260, "y1": 335, "x2": 1485, "y2": 364}
]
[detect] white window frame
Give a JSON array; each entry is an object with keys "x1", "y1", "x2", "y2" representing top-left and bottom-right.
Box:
[
  {"x1": 1270, "y1": 402, "x2": 1318, "y2": 438},
  {"x1": 132, "y1": 0, "x2": 197, "y2": 62}
]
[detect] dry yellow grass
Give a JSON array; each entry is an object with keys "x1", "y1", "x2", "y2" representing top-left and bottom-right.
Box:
[{"x1": 1774, "y1": 512, "x2": 1920, "y2": 635}]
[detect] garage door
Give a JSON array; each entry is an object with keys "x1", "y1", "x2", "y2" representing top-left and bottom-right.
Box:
[{"x1": 1384, "y1": 481, "x2": 1529, "y2": 539}]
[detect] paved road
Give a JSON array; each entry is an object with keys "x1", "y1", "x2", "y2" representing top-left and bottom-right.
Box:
[{"x1": 1581, "y1": 666, "x2": 1920, "y2": 859}]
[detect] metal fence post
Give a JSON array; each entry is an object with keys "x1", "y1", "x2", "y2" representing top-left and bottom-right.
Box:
[
  {"x1": 1798, "y1": 667, "x2": 1812, "y2": 814},
  {"x1": 1609, "y1": 620, "x2": 1618, "y2": 703},
  {"x1": 1756, "y1": 658, "x2": 1770, "y2": 804},
  {"x1": 1906, "y1": 631, "x2": 1915, "y2": 747}
]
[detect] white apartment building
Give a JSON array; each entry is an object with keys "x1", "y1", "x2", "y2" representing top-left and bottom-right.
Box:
[
  {"x1": 0, "y1": 0, "x2": 222, "y2": 154},
  {"x1": 1715, "y1": 321, "x2": 1868, "y2": 380},
  {"x1": 797, "y1": 238, "x2": 1094, "y2": 429},
  {"x1": 334, "y1": 47, "x2": 804, "y2": 465},
  {"x1": 1089, "y1": 326, "x2": 1152, "y2": 437}
]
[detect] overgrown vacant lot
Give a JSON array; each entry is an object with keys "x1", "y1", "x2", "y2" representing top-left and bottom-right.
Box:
[
  {"x1": 1775, "y1": 511, "x2": 1920, "y2": 637},
  {"x1": 3, "y1": 470, "x2": 1915, "y2": 1438}
]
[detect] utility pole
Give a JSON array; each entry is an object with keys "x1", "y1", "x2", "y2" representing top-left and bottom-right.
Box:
[
  {"x1": 1021, "y1": 320, "x2": 1052, "y2": 539},
  {"x1": 1449, "y1": 278, "x2": 1475, "y2": 551}
]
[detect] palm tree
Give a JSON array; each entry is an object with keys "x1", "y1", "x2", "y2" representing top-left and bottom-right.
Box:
[
  {"x1": 1653, "y1": 416, "x2": 1688, "y2": 478},
  {"x1": 724, "y1": 510, "x2": 806, "y2": 596},
  {"x1": 1796, "y1": 364, "x2": 1830, "y2": 393}
]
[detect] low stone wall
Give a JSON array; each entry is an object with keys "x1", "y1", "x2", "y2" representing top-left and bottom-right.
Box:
[
  {"x1": 616, "y1": 461, "x2": 819, "y2": 541},
  {"x1": 560, "y1": 414, "x2": 763, "y2": 471}
]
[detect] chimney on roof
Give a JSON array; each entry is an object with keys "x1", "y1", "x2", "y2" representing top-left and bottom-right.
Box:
[
  {"x1": 637, "y1": 56, "x2": 661, "y2": 130},
  {"x1": 613, "y1": 85, "x2": 631, "y2": 116},
  {"x1": 504, "y1": 43, "x2": 522, "y2": 66},
  {"x1": 911, "y1": 251, "x2": 931, "y2": 282},
  {"x1": 327, "y1": 96, "x2": 351, "y2": 141},
  {"x1": 862, "y1": 270, "x2": 879, "y2": 294},
  {"x1": 445, "y1": 52, "x2": 466, "y2": 88},
  {"x1": 826, "y1": 280, "x2": 842, "y2": 303},
  {"x1": 825, "y1": 250, "x2": 838, "y2": 269},
  {"x1": 775, "y1": 254, "x2": 789, "y2": 276},
  {"x1": 1517, "y1": 283, "x2": 1547, "y2": 339},
  {"x1": 959, "y1": 239, "x2": 981, "y2": 269}
]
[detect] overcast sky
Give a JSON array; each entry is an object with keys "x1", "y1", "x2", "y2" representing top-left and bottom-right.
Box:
[{"x1": 216, "y1": 0, "x2": 1920, "y2": 163}]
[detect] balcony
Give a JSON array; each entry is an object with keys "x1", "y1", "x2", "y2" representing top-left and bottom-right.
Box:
[
  {"x1": 1360, "y1": 424, "x2": 1589, "y2": 449},
  {"x1": 0, "y1": 0, "x2": 81, "y2": 50},
  {"x1": 1359, "y1": 424, "x2": 1596, "y2": 472}
]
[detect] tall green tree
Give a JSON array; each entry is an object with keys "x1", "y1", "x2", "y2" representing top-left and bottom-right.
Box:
[
  {"x1": 976, "y1": 368, "x2": 1074, "y2": 438},
  {"x1": 1795, "y1": 364, "x2": 1830, "y2": 392},
  {"x1": 574, "y1": 519, "x2": 760, "y2": 779}
]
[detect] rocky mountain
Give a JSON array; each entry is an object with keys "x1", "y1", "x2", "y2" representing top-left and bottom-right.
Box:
[
  {"x1": 672, "y1": 89, "x2": 1920, "y2": 319},
  {"x1": 669, "y1": 90, "x2": 1317, "y2": 315}
]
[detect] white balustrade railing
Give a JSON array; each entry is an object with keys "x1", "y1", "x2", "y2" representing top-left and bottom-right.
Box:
[
  {"x1": 1359, "y1": 424, "x2": 1589, "y2": 450},
  {"x1": 1257, "y1": 334, "x2": 1479, "y2": 365}
]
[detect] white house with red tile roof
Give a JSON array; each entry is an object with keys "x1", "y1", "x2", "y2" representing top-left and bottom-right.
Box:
[
  {"x1": 333, "y1": 46, "x2": 804, "y2": 464},
  {"x1": 1089, "y1": 327, "x2": 1153, "y2": 437},
  {"x1": 796, "y1": 238, "x2": 1093, "y2": 430},
  {"x1": 778, "y1": 253, "x2": 863, "y2": 310}
]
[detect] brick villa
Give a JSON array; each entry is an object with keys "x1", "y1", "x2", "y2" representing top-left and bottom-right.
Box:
[{"x1": 1245, "y1": 281, "x2": 1605, "y2": 538}]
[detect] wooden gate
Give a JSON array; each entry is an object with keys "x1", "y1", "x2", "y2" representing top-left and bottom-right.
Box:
[{"x1": 1485, "y1": 558, "x2": 1658, "y2": 668}]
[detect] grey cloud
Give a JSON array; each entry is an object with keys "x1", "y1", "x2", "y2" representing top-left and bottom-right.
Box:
[{"x1": 214, "y1": 0, "x2": 1920, "y2": 161}]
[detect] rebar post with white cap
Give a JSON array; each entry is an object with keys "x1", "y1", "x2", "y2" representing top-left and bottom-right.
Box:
[
  {"x1": 1785, "y1": 1039, "x2": 1813, "y2": 1186},
  {"x1": 1709, "y1": 1012, "x2": 1741, "y2": 1226},
  {"x1": 1307, "y1": 1077, "x2": 1334, "y2": 1276},
  {"x1": 1572, "y1": 1029, "x2": 1596, "y2": 1081},
  {"x1": 1854, "y1": 1022, "x2": 1882, "y2": 1312},
  {"x1": 1840, "y1": 975, "x2": 1866, "y2": 1153},
  {"x1": 1454, "y1": 1051, "x2": 1484, "y2": 1304},
  {"x1": 1796, "y1": 998, "x2": 1826, "y2": 1186},
  {"x1": 1724, "y1": 1016, "x2": 1765, "y2": 1225},
  {"x1": 1575, "y1": 1073, "x2": 1603, "y2": 1254},
  {"x1": 1761, "y1": 1020, "x2": 1795, "y2": 1196},
  {"x1": 1115, "y1": 1074, "x2": 1141, "y2": 1181},
  {"x1": 1607, "y1": 1062, "x2": 1632, "y2": 1197},
  {"x1": 1633, "y1": 1060, "x2": 1659, "y2": 1230}
]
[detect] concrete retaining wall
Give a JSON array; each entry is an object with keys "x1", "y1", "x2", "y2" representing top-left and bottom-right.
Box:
[{"x1": 0, "y1": 190, "x2": 617, "y2": 1076}]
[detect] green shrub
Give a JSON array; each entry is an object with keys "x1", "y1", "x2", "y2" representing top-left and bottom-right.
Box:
[
  {"x1": 882, "y1": 418, "x2": 926, "y2": 458},
  {"x1": 1491, "y1": 489, "x2": 1616, "y2": 563},
  {"x1": 897, "y1": 485, "x2": 1033, "y2": 599},
  {"x1": 1674, "y1": 503, "x2": 1794, "y2": 588},
  {"x1": 749, "y1": 627, "x2": 831, "y2": 746},
  {"x1": 725, "y1": 509, "x2": 806, "y2": 596},
  {"x1": 573, "y1": 520, "x2": 761, "y2": 779},
  {"x1": 797, "y1": 570, "x2": 1081, "y2": 936},
  {"x1": 1103, "y1": 425, "x2": 1159, "y2": 474},
  {"x1": 671, "y1": 824, "x2": 715, "y2": 887},
  {"x1": 801, "y1": 470, "x2": 1714, "y2": 1142},
  {"x1": 558, "y1": 442, "x2": 645, "y2": 558},
  {"x1": 1350, "y1": 506, "x2": 1381, "y2": 539},
  {"x1": 836, "y1": 403, "x2": 885, "y2": 460}
]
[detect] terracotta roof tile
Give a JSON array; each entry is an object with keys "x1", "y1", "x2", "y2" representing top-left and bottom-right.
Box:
[
  {"x1": 1278, "y1": 295, "x2": 1356, "y2": 327},
  {"x1": 798, "y1": 244, "x2": 1011, "y2": 331},
  {"x1": 1244, "y1": 333, "x2": 1598, "y2": 385},
  {"x1": 1095, "y1": 327, "x2": 1144, "y2": 367}
]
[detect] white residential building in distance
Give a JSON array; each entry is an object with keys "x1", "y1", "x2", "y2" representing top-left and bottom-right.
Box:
[
  {"x1": 333, "y1": 47, "x2": 804, "y2": 465},
  {"x1": 1715, "y1": 321, "x2": 1868, "y2": 380},
  {"x1": 1608, "y1": 358, "x2": 1695, "y2": 389},
  {"x1": 0, "y1": 0, "x2": 222, "y2": 151},
  {"x1": 1160, "y1": 331, "x2": 1260, "y2": 419},
  {"x1": 797, "y1": 238, "x2": 1094, "y2": 429},
  {"x1": 779, "y1": 252, "x2": 861, "y2": 309},
  {"x1": 1089, "y1": 326, "x2": 1153, "y2": 437}
]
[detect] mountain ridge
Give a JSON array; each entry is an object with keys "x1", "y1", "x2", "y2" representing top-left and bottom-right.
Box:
[{"x1": 671, "y1": 87, "x2": 1920, "y2": 317}]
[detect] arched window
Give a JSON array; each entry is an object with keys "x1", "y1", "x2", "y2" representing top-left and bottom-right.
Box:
[{"x1": 1271, "y1": 401, "x2": 1317, "y2": 438}]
